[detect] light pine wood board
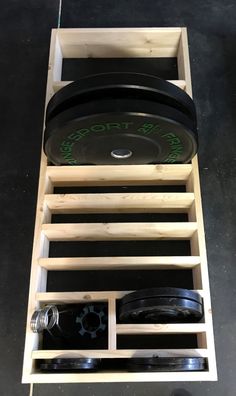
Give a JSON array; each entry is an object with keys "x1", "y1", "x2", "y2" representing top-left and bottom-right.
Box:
[{"x1": 38, "y1": 256, "x2": 201, "y2": 270}]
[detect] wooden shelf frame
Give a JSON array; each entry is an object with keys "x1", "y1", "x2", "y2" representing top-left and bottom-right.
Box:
[{"x1": 22, "y1": 27, "x2": 217, "y2": 384}]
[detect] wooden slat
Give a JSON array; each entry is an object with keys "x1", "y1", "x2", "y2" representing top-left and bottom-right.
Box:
[
  {"x1": 38, "y1": 256, "x2": 201, "y2": 270},
  {"x1": 59, "y1": 46, "x2": 177, "y2": 59},
  {"x1": 25, "y1": 371, "x2": 215, "y2": 384},
  {"x1": 57, "y1": 28, "x2": 181, "y2": 58},
  {"x1": 116, "y1": 323, "x2": 207, "y2": 335},
  {"x1": 47, "y1": 164, "x2": 192, "y2": 186},
  {"x1": 52, "y1": 79, "x2": 186, "y2": 93},
  {"x1": 36, "y1": 291, "x2": 131, "y2": 302},
  {"x1": 44, "y1": 192, "x2": 194, "y2": 214},
  {"x1": 42, "y1": 222, "x2": 197, "y2": 241},
  {"x1": 36, "y1": 290, "x2": 204, "y2": 303},
  {"x1": 32, "y1": 348, "x2": 208, "y2": 360}
]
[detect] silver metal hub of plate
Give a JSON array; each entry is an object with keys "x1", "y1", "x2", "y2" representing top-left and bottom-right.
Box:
[{"x1": 30, "y1": 305, "x2": 59, "y2": 333}]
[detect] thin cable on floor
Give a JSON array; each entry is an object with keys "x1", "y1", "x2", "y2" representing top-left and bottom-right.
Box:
[
  {"x1": 57, "y1": 0, "x2": 62, "y2": 28},
  {"x1": 29, "y1": 383, "x2": 34, "y2": 396}
]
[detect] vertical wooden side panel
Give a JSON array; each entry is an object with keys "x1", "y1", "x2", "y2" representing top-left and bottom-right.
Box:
[
  {"x1": 187, "y1": 162, "x2": 217, "y2": 378},
  {"x1": 177, "y1": 28, "x2": 192, "y2": 97},
  {"x1": 22, "y1": 29, "x2": 61, "y2": 382},
  {"x1": 179, "y1": 28, "x2": 217, "y2": 379}
]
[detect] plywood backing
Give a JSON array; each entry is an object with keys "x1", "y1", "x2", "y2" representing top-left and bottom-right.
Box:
[{"x1": 22, "y1": 28, "x2": 217, "y2": 384}]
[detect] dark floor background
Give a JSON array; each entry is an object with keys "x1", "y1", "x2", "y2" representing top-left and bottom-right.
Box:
[{"x1": 1, "y1": 0, "x2": 236, "y2": 395}]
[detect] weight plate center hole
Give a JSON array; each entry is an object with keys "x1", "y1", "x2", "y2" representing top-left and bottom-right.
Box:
[
  {"x1": 111, "y1": 148, "x2": 133, "y2": 159},
  {"x1": 82, "y1": 312, "x2": 100, "y2": 332}
]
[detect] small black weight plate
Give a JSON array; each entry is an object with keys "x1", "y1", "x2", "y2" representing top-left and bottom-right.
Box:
[
  {"x1": 46, "y1": 73, "x2": 196, "y2": 125},
  {"x1": 40, "y1": 358, "x2": 100, "y2": 372},
  {"x1": 127, "y1": 357, "x2": 206, "y2": 372},
  {"x1": 76, "y1": 304, "x2": 107, "y2": 339},
  {"x1": 119, "y1": 297, "x2": 203, "y2": 323},
  {"x1": 121, "y1": 287, "x2": 203, "y2": 306},
  {"x1": 44, "y1": 99, "x2": 197, "y2": 165}
]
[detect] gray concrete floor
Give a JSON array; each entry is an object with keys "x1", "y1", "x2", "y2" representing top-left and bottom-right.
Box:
[{"x1": 0, "y1": 1, "x2": 236, "y2": 395}]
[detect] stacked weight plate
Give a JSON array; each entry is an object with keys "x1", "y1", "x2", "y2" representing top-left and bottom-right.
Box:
[
  {"x1": 119, "y1": 287, "x2": 204, "y2": 323},
  {"x1": 44, "y1": 72, "x2": 198, "y2": 165},
  {"x1": 40, "y1": 357, "x2": 207, "y2": 373}
]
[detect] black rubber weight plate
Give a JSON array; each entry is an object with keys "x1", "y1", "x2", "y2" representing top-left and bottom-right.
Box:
[
  {"x1": 119, "y1": 297, "x2": 203, "y2": 323},
  {"x1": 40, "y1": 358, "x2": 101, "y2": 371},
  {"x1": 121, "y1": 288, "x2": 203, "y2": 306},
  {"x1": 127, "y1": 357, "x2": 206, "y2": 372},
  {"x1": 44, "y1": 99, "x2": 198, "y2": 165},
  {"x1": 46, "y1": 72, "x2": 196, "y2": 125}
]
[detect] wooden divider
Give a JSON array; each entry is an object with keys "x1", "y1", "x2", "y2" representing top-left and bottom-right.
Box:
[
  {"x1": 42, "y1": 222, "x2": 198, "y2": 241},
  {"x1": 32, "y1": 348, "x2": 209, "y2": 360},
  {"x1": 47, "y1": 164, "x2": 192, "y2": 186},
  {"x1": 38, "y1": 256, "x2": 201, "y2": 271},
  {"x1": 57, "y1": 27, "x2": 182, "y2": 58},
  {"x1": 44, "y1": 192, "x2": 195, "y2": 213},
  {"x1": 22, "y1": 28, "x2": 217, "y2": 384}
]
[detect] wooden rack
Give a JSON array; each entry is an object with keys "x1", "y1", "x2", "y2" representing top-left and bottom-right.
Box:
[{"x1": 22, "y1": 27, "x2": 217, "y2": 383}]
